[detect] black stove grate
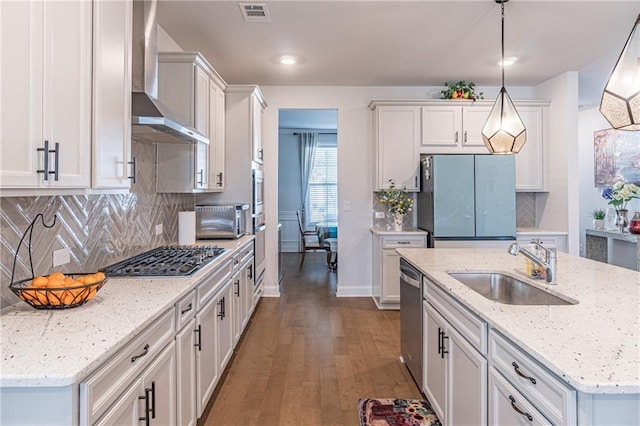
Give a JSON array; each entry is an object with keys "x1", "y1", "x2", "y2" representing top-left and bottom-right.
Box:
[{"x1": 101, "y1": 245, "x2": 225, "y2": 277}]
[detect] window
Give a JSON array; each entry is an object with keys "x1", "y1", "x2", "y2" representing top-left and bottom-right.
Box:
[{"x1": 307, "y1": 143, "x2": 337, "y2": 224}]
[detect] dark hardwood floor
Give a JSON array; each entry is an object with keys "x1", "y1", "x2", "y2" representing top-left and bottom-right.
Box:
[{"x1": 201, "y1": 252, "x2": 422, "y2": 425}]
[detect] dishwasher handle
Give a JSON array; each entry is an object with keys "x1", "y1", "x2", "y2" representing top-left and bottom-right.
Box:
[{"x1": 400, "y1": 271, "x2": 420, "y2": 289}]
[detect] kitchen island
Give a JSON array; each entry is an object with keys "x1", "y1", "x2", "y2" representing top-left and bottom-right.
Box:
[
  {"x1": 397, "y1": 248, "x2": 639, "y2": 425},
  {"x1": 1, "y1": 236, "x2": 256, "y2": 425}
]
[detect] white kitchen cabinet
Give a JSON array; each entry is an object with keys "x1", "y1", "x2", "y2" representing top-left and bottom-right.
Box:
[
  {"x1": 176, "y1": 318, "x2": 197, "y2": 426},
  {"x1": 232, "y1": 251, "x2": 254, "y2": 346},
  {"x1": 370, "y1": 104, "x2": 421, "y2": 191},
  {"x1": 252, "y1": 93, "x2": 265, "y2": 164},
  {"x1": 489, "y1": 368, "x2": 551, "y2": 426},
  {"x1": 208, "y1": 80, "x2": 226, "y2": 191},
  {"x1": 371, "y1": 231, "x2": 427, "y2": 309},
  {"x1": 215, "y1": 280, "x2": 234, "y2": 373},
  {"x1": 139, "y1": 341, "x2": 176, "y2": 425},
  {"x1": 0, "y1": 0, "x2": 91, "y2": 189},
  {"x1": 195, "y1": 294, "x2": 219, "y2": 417},
  {"x1": 94, "y1": 378, "x2": 142, "y2": 426},
  {"x1": 423, "y1": 278, "x2": 488, "y2": 426},
  {"x1": 91, "y1": 0, "x2": 133, "y2": 189},
  {"x1": 156, "y1": 142, "x2": 208, "y2": 193},
  {"x1": 514, "y1": 105, "x2": 550, "y2": 192},
  {"x1": 421, "y1": 103, "x2": 491, "y2": 152}
]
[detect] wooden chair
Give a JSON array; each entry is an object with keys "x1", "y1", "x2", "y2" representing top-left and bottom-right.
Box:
[{"x1": 296, "y1": 211, "x2": 329, "y2": 268}]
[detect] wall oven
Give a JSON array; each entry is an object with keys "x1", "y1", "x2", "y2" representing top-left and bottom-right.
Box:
[{"x1": 252, "y1": 167, "x2": 264, "y2": 216}]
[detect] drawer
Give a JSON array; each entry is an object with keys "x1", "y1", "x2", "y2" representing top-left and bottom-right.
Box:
[
  {"x1": 424, "y1": 278, "x2": 487, "y2": 354},
  {"x1": 382, "y1": 235, "x2": 426, "y2": 248},
  {"x1": 489, "y1": 367, "x2": 552, "y2": 425},
  {"x1": 489, "y1": 330, "x2": 576, "y2": 425},
  {"x1": 80, "y1": 308, "x2": 175, "y2": 425},
  {"x1": 197, "y1": 258, "x2": 232, "y2": 308},
  {"x1": 175, "y1": 290, "x2": 196, "y2": 330},
  {"x1": 238, "y1": 241, "x2": 254, "y2": 265}
]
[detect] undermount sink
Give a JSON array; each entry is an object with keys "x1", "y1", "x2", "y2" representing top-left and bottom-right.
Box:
[{"x1": 447, "y1": 272, "x2": 576, "y2": 305}]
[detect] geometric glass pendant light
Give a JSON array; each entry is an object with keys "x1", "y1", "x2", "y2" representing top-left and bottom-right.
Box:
[
  {"x1": 600, "y1": 14, "x2": 640, "y2": 131},
  {"x1": 481, "y1": 0, "x2": 527, "y2": 154}
]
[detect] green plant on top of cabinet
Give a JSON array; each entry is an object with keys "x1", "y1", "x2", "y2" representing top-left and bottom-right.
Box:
[
  {"x1": 1, "y1": 0, "x2": 92, "y2": 189},
  {"x1": 369, "y1": 102, "x2": 421, "y2": 191}
]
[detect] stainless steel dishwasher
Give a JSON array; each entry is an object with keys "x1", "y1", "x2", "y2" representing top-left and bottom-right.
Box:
[{"x1": 400, "y1": 257, "x2": 423, "y2": 389}]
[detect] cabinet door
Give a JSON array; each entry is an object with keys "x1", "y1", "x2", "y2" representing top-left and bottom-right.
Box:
[
  {"x1": 514, "y1": 106, "x2": 547, "y2": 191},
  {"x1": 176, "y1": 319, "x2": 197, "y2": 426},
  {"x1": 194, "y1": 66, "x2": 209, "y2": 137},
  {"x1": 0, "y1": 0, "x2": 42, "y2": 187},
  {"x1": 489, "y1": 368, "x2": 551, "y2": 426},
  {"x1": 374, "y1": 106, "x2": 420, "y2": 191},
  {"x1": 44, "y1": 0, "x2": 92, "y2": 188},
  {"x1": 244, "y1": 260, "x2": 255, "y2": 326},
  {"x1": 94, "y1": 378, "x2": 142, "y2": 426},
  {"x1": 209, "y1": 81, "x2": 226, "y2": 191},
  {"x1": 462, "y1": 106, "x2": 492, "y2": 148},
  {"x1": 381, "y1": 250, "x2": 401, "y2": 304},
  {"x1": 216, "y1": 281, "x2": 234, "y2": 373},
  {"x1": 92, "y1": 0, "x2": 132, "y2": 189},
  {"x1": 447, "y1": 324, "x2": 488, "y2": 425},
  {"x1": 141, "y1": 342, "x2": 176, "y2": 425},
  {"x1": 195, "y1": 296, "x2": 219, "y2": 417},
  {"x1": 231, "y1": 271, "x2": 242, "y2": 346},
  {"x1": 251, "y1": 94, "x2": 264, "y2": 164},
  {"x1": 421, "y1": 106, "x2": 461, "y2": 148},
  {"x1": 195, "y1": 141, "x2": 208, "y2": 189},
  {"x1": 423, "y1": 302, "x2": 447, "y2": 422}
]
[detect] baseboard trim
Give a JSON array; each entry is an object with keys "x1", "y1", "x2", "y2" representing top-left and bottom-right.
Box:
[
  {"x1": 336, "y1": 285, "x2": 372, "y2": 297},
  {"x1": 262, "y1": 284, "x2": 281, "y2": 297}
]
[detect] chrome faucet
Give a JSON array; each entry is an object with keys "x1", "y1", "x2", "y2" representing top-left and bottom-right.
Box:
[{"x1": 507, "y1": 240, "x2": 557, "y2": 284}]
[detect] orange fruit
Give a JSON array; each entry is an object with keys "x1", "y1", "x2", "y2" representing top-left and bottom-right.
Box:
[
  {"x1": 64, "y1": 276, "x2": 75, "y2": 285},
  {"x1": 35, "y1": 290, "x2": 50, "y2": 305},
  {"x1": 83, "y1": 275, "x2": 98, "y2": 285},
  {"x1": 31, "y1": 276, "x2": 49, "y2": 287},
  {"x1": 47, "y1": 278, "x2": 65, "y2": 289},
  {"x1": 94, "y1": 272, "x2": 106, "y2": 281},
  {"x1": 61, "y1": 290, "x2": 75, "y2": 305},
  {"x1": 48, "y1": 290, "x2": 64, "y2": 305},
  {"x1": 48, "y1": 272, "x2": 65, "y2": 281},
  {"x1": 86, "y1": 287, "x2": 98, "y2": 301}
]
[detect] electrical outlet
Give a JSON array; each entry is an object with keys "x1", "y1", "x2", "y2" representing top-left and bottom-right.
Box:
[
  {"x1": 375, "y1": 211, "x2": 385, "y2": 219},
  {"x1": 155, "y1": 224, "x2": 163, "y2": 235},
  {"x1": 52, "y1": 248, "x2": 70, "y2": 267}
]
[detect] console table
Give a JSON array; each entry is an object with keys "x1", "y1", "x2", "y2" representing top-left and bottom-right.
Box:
[{"x1": 585, "y1": 229, "x2": 639, "y2": 271}]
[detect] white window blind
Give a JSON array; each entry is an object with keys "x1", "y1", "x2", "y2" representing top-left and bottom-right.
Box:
[{"x1": 307, "y1": 144, "x2": 337, "y2": 224}]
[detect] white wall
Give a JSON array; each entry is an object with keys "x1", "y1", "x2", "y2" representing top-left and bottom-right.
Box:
[
  {"x1": 534, "y1": 72, "x2": 580, "y2": 254},
  {"x1": 261, "y1": 85, "x2": 537, "y2": 297}
]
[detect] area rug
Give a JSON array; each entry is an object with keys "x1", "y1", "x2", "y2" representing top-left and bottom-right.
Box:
[{"x1": 358, "y1": 398, "x2": 442, "y2": 426}]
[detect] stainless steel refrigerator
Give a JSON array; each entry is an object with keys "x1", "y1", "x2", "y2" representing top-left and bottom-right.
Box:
[{"x1": 417, "y1": 154, "x2": 516, "y2": 247}]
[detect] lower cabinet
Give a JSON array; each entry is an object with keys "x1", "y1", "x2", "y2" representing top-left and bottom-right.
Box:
[
  {"x1": 176, "y1": 317, "x2": 197, "y2": 426},
  {"x1": 489, "y1": 368, "x2": 551, "y2": 426},
  {"x1": 423, "y1": 300, "x2": 487, "y2": 425},
  {"x1": 215, "y1": 280, "x2": 234, "y2": 374},
  {"x1": 195, "y1": 293, "x2": 220, "y2": 417},
  {"x1": 95, "y1": 341, "x2": 176, "y2": 426}
]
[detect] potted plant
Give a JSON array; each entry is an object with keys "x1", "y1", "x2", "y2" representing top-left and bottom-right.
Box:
[
  {"x1": 591, "y1": 208, "x2": 606, "y2": 230},
  {"x1": 378, "y1": 179, "x2": 414, "y2": 231},
  {"x1": 440, "y1": 80, "x2": 484, "y2": 100}
]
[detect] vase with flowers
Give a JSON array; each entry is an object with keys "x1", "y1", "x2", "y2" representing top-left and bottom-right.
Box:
[
  {"x1": 601, "y1": 182, "x2": 640, "y2": 232},
  {"x1": 378, "y1": 179, "x2": 414, "y2": 231}
]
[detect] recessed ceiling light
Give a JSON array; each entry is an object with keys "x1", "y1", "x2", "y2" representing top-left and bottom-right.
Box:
[
  {"x1": 499, "y1": 57, "x2": 518, "y2": 67},
  {"x1": 279, "y1": 55, "x2": 297, "y2": 65}
]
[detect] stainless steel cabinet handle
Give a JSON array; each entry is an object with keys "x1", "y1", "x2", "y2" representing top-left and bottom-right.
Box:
[
  {"x1": 508, "y1": 395, "x2": 533, "y2": 422},
  {"x1": 37, "y1": 140, "x2": 50, "y2": 180},
  {"x1": 128, "y1": 157, "x2": 137, "y2": 183},
  {"x1": 131, "y1": 344, "x2": 149, "y2": 363},
  {"x1": 181, "y1": 302, "x2": 193, "y2": 315},
  {"x1": 217, "y1": 172, "x2": 223, "y2": 186},
  {"x1": 197, "y1": 169, "x2": 204, "y2": 186},
  {"x1": 51, "y1": 142, "x2": 59, "y2": 181},
  {"x1": 194, "y1": 325, "x2": 202, "y2": 351},
  {"x1": 512, "y1": 361, "x2": 537, "y2": 384}
]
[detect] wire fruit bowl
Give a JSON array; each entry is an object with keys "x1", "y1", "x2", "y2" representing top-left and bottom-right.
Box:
[
  {"x1": 9, "y1": 214, "x2": 108, "y2": 310},
  {"x1": 10, "y1": 272, "x2": 108, "y2": 309}
]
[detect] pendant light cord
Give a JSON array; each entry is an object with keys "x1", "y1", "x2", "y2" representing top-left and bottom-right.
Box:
[{"x1": 501, "y1": 1, "x2": 505, "y2": 88}]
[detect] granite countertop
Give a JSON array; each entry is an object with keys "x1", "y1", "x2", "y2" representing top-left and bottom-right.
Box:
[
  {"x1": 586, "y1": 228, "x2": 639, "y2": 243},
  {"x1": 370, "y1": 227, "x2": 429, "y2": 236},
  {"x1": 0, "y1": 236, "x2": 254, "y2": 388},
  {"x1": 396, "y1": 247, "x2": 640, "y2": 395}
]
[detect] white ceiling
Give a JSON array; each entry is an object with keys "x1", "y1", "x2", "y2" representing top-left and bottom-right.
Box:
[{"x1": 157, "y1": 0, "x2": 638, "y2": 94}]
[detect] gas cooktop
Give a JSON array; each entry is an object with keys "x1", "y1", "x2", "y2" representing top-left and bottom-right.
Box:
[{"x1": 101, "y1": 245, "x2": 226, "y2": 277}]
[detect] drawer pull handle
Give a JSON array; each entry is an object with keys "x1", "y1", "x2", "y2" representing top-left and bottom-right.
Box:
[
  {"x1": 131, "y1": 344, "x2": 149, "y2": 363},
  {"x1": 128, "y1": 157, "x2": 137, "y2": 183},
  {"x1": 217, "y1": 172, "x2": 223, "y2": 186},
  {"x1": 512, "y1": 361, "x2": 537, "y2": 384},
  {"x1": 397, "y1": 241, "x2": 411, "y2": 245},
  {"x1": 195, "y1": 325, "x2": 202, "y2": 351},
  {"x1": 181, "y1": 302, "x2": 193, "y2": 315},
  {"x1": 235, "y1": 279, "x2": 240, "y2": 297},
  {"x1": 508, "y1": 395, "x2": 533, "y2": 422}
]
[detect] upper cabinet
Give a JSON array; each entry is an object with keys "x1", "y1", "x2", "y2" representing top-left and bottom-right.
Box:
[
  {"x1": 1, "y1": 0, "x2": 92, "y2": 189},
  {"x1": 92, "y1": 0, "x2": 133, "y2": 189},
  {"x1": 156, "y1": 52, "x2": 227, "y2": 193},
  {"x1": 369, "y1": 100, "x2": 550, "y2": 193},
  {"x1": 251, "y1": 92, "x2": 266, "y2": 164},
  {"x1": 370, "y1": 103, "x2": 420, "y2": 191}
]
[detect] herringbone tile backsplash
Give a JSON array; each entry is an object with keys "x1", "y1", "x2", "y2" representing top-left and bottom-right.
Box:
[{"x1": 0, "y1": 139, "x2": 194, "y2": 309}]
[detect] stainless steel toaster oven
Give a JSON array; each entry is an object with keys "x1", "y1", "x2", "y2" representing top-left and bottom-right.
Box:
[{"x1": 195, "y1": 204, "x2": 249, "y2": 239}]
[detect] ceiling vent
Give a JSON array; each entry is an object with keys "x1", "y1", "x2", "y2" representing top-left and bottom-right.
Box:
[{"x1": 239, "y1": 3, "x2": 270, "y2": 22}]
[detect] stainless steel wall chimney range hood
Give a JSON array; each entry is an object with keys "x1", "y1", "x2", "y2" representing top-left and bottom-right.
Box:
[{"x1": 131, "y1": 0, "x2": 208, "y2": 145}]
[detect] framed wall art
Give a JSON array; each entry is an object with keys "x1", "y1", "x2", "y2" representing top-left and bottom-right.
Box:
[{"x1": 594, "y1": 128, "x2": 640, "y2": 186}]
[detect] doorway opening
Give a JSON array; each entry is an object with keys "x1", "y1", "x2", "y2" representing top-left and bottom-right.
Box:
[{"x1": 277, "y1": 109, "x2": 338, "y2": 270}]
